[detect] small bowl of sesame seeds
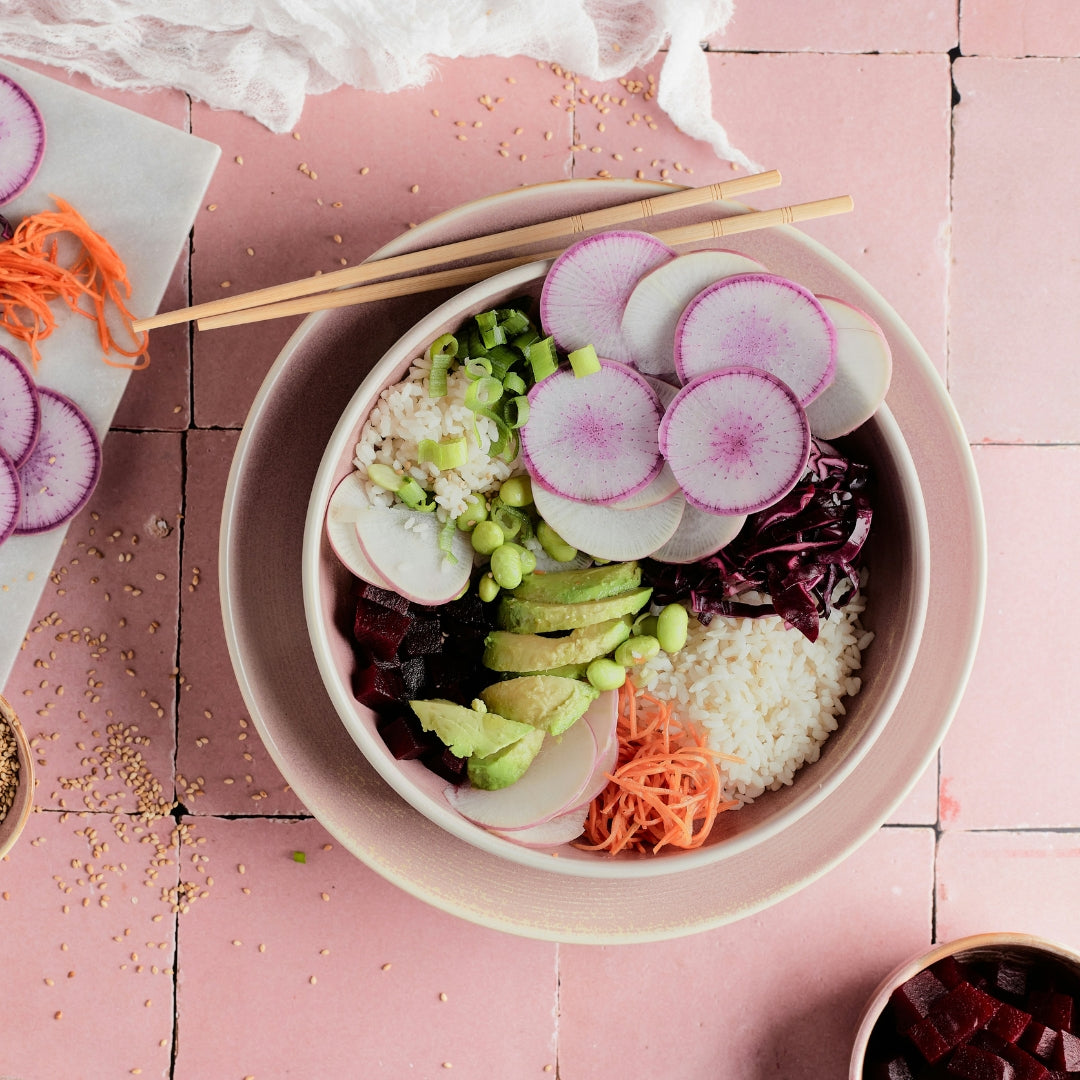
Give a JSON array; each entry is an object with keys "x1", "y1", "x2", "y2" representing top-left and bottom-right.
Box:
[{"x1": 0, "y1": 693, "x2": 34, "y2": 860}]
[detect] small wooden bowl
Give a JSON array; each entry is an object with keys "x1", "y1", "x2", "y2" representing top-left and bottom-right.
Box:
[
  {"x1": 850, "y1": 932, "x2": 1080, "y2": 1078},
  {"x1": 0, "y1": 693, "x2": 34, "y2": 860}
]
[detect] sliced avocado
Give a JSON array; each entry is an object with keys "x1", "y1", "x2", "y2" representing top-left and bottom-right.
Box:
[
  {"x1": 467, "y1": 727, "x2": 546, "y2": 791},
  {"x1": 498, "y1": 586, "x2": 652, "y2": 634},
  {"x1": 512, "y1": 561, "x2": 642, "y2": 603},
  {"x1": 408, "y1": 698, "x2": 533, "y2": 759},
  {"x1": 480, "y1": 675, "x2": 599, "y2": 736},
  {"x1": 482, "y1": 616, "x2": 632, "y2": 673},
  {"x1": 521, "y1": 663, "x2": 590, "y2": 680}
]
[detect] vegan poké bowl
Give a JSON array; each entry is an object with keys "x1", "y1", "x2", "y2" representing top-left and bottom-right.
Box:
[{"x1": 302, "y1": 230, "x2": 930, "y2": 879}]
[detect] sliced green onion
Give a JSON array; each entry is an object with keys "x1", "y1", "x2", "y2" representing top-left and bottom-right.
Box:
[
  {"x1": 480, "y1": 322, "x2": 507, "y2": 350},
  {"x1": 490, "y1": 500, "x2": 533, "y2": 542},
  {"x1": 292, "y1": 850, "x2": 306, "y2": 864},
  {"x1": 498, "y1": 308, "x2": 531, "y2": 336},
  {"x1": 438, "y1": 514, "x2": 459, "y2": 564},
  {"x1": 476, "y1": 310, "x2": 498, "y2": 333},
  {"x1": 417, "y1": 436, "x2": 468, "y2": 471},
  {"x1": 466, "y1": 376, "x2": 504, "y2": 409},
  {"x1": 569, "y1": 344, "x2": 601, "y2": 377},
  {"x1": 502, "y1": 371, "x2": 527, "y2": 396},
  {"x1": 526, "y1": 336, "x2": 558, "y2": 382},
  {"x1": 505, "y1": 395, "x2": 529, "y2": 429},
  {"x1": 366, "y1": 463, "x2": 403, "y2": 492},
  {"x1": 485, "y1": 344, "x2": 518, "y2": 380},
  {"x1": 427, "y1": 333, "x2": 459, "y2": 361},
  {"x1": 464, "y1": 357, "x2": 493, "y2": 379},
  {"x1": 398, "y1": 477, "x2": 436, "y2": 511},
  {"x1": 428, "y1": 351, "x2": 453, "y2": 397},
  {"x1": 512, "y1": 329, "x2": 540, "y2": 352}
]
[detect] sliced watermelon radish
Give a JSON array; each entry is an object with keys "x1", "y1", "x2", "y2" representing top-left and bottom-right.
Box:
[
  {"x1": 490, "y1": 805, "x2": 590, "y2": 848},
  {"x1": 0, "y1": 74, "x2": 46, "y2": 206},
  {"x1": 353, "y1": 504, "x2": 473, "y2": 605},
  {"x1": 0, "y1": 345, "x2": 40, "y2": 468},
  {"x1": 520, "y1": 358, "x2": 664, "y2": 504},
  {"x1": 803, "y1": 296, "x2": 893, "y2": 438},
  {"x1": 650, "y1": 502, "x2": 747, "y2": 564},
  {"x1": 324, "y1": 472, "x2": 394, "y2": 589},
  {"x1": 15, "y1": 387, "x2": 101, "y2": 535},
  {"x1": 659, "y1": 368, "x2": 810, "y2": 516},
  {"x1": 444, "y1": 717, "x2": 597, "y2": 831},
  {"x1": 608, "y1": 375, "x2": 679, "y2": 509},
  {"x1": 674, "y1": 272, "x2": 837, "y2": 405},
  {"x1": 620, "y1": 249, "x2": 768, "y2": 378},
  {"x1": 563, "y1": 689, "x2": 619, "y2": 812},
  {"x1": 0, "y1": 447, "x2": 21, "y2": 545},
  {"x1": 539, "y1": 230, "x2": 675, "y2": 362},
  {"x1": 532, "y1": 481, "x2": 685, "y2": 561}
]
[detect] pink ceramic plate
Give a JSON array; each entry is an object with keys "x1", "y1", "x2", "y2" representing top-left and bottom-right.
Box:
[{"x1": 220, "y1": 179, "x2": 986, "y2": 943}]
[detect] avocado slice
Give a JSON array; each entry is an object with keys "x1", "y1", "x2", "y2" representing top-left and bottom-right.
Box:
[
  {"x1": 498, "y1": 586, "x2": 652, "y2": 634},
  {"x1": 467, "y1": 727, "x2": 546, "y2": 790},
  {"x1": 482, "y1": 616, "x2": 632, "y2": 673},
  {"x1": 408, "y1": 698, "x2": 534, "y2": 759},
  {"x1": 480, "y1": 675, "x2": 599, "y2": 736},
  {"x1": 512, "y1": 561, "x2": 642, "y2": 603}
]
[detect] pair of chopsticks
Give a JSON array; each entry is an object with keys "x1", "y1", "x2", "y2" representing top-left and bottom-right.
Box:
[{"x1": 133, "y1": 170, "x2": 853, "y2": 334}]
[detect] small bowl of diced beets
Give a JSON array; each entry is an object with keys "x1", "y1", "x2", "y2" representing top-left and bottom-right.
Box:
[{"x1": 851, "y1": 933, "x2": 1080, "y2": 1080}]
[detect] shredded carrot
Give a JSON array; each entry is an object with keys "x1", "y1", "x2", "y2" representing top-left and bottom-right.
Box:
[
  {"x1": 0, "y1": 195, "x2": 149, "y2": 370},
  {"x1": 577, "y1": 680, "x2": 743, "y2": 856}
]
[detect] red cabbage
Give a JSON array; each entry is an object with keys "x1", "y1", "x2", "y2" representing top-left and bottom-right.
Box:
[{"x1": 643, "y1": 440, "x2": 873, "y2": 642}]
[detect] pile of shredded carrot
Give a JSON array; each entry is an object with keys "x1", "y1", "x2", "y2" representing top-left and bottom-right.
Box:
[
  {"x1": 578, "y1": 680, "x2": 743, "y2": 856},
  {"x1": 0, "y1": 195, "x2": 149, "y2": 370}
]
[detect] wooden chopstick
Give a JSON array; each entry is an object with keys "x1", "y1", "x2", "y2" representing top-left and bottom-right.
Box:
[
  {"x1": 195, "y1": 195, "x2": 853, "y2": 332},
  {"x1": 131, "y1": 170, "x2": 782, "y2": 333}
]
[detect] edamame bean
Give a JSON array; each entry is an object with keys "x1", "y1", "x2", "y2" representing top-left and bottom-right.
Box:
[
  {"x1": 614, "y1": 635, "x2": 660, "y2": 667},
  {"x1": 501, "y1": 542, "x2": 537, "y2": 576},
  {"x1": 456, "y1": 495, "x2": 488, "y2": 532},
  {"x1": 631, "y1": 613, "x2": 658, "y2": 638},
  {"x1": 656, "y1": 603, "x2": 689, "y2": 653},
  {"x1": 498, "y1": 476, "x2": 533, "y2": 507},
  {"x1": 471, "y1": 519, "x2": 504, "y2": 555},
  {"x1": 477, "y1": 572, "x2": 500, "y2": 603},
  {"x1": 586, "y1": 657, "x2": 626, "y2": 691},
  {"x1": 489, "y1": 543, "x2": 523, "y2": 590},
  {"x1": 536, "y1": 520, "x2": 577, "y2": 562}
]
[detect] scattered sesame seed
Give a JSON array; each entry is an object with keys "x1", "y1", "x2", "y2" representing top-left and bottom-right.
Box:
[
  {"x1": 206, "y1": 204, "x2": 217, "y2": 212},
  {"x1": 235, "y1": 155, "x2": 243, "y2": 164},
  {"x1": 381, "y1": 963, "x2": 392, "y2": 971}
]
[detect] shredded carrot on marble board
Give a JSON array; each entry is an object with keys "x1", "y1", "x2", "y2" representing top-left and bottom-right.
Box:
[
  {"x1": 0, "y1": 196, "x2": 150, "y2": 371},
  {"x1": 577, "y1": 680, "x2": 743, "y2": 857}
]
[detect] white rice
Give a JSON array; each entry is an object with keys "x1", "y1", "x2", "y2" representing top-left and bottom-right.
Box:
[
  {"x1": 351, "y1": 353, "x2": 519, "y2": 519},
  {"x1": 634, "y1": 585, "x2": 874, "y2": 805}
]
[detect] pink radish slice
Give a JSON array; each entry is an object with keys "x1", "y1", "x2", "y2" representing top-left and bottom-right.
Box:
[
  {"x1": 609, "y1": 374, "x2": 679, "y2": 509},
  {"x1": 15, "y1": 387, "x2": 101, "y2": 534},
  {"x1": 490, "y1": 805, "x2": 589, "y2": 848},
  {"x1": 532, "y1": 481, "x2": 685, "y2": 561},
  {"x1": 353, "y1": 504, "x2": 473, "y2": 605},
  {"x1": 324, "y1": 472, "x2": 394, "y2": 589},
  {"x1": 0, "y1": 345, "x2": 40, "y2": 468},
  {"x1": 0, "y1": 74, "x2": 46, "y2": 205},
  {"x1": 674, "y1": 273, "x2": 837, "y2": 404},
  {"x1": 520, "y1": 358, "x2": 664, "y2": 504},
  {"x1": 539, "y1": 230, "x2": 676, "y2": 361},
  {"x1": 444, "y1": 718, "x2": 597, "y2": 831},
  {"x1": 659, "y1": 368, "x2": 810, "y2": 516},
  {"x1": 650, "y1": 502, "x2": 747, "y2": 564},
  {"x1": 803, "y1": 296, "x2": 893, "y2": 438},
  {"x1": 621, "y1": 249, "x2": 767, "y2": 378},
  {"x1": 0, "y1": 448, "x2": 21, "y2": 545}
]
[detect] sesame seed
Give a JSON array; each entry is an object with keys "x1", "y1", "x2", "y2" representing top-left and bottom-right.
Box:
[
  {"x1": 410, "y1": 184, "x2": 420, "y2": 194},
  {"x1": 235, "y1": 155, "x2": 243, "y2": 164},
  {"x1": 381, "y1": 963, "x2": 392, "y2": 971},
  {"x1": 309, "y1": 975, "x2": 317, "y2": 985}
]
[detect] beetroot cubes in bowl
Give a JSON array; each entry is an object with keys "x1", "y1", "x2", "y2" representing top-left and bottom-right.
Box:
[{"x1": 852, "y1": 933, "x2": 1080, "y2": 1079}]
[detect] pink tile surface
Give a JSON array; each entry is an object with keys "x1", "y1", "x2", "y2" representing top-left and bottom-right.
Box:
[
  {"x1": 961, "y1": 0, "x2": 1080, "y2": 57},
  {"x1": 949, "y1": 58, "x2": 1080, "y2": 443}
]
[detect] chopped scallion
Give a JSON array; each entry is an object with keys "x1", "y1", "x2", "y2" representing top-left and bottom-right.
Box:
[
  {"x1": 367, "y1": 463, "x2": 403, "y2": 492},
  {"x1": 398, "y1": 477, "x2": 436, "y2": 511},
  {"x1": 417, "y1": 436, "x2": 468, "y2": 471},
  {"x1": 526, "y1": 336, "x2": 557, "y2": 382},
  {"x1": 438, "y1": 514, "x2": 459, "y2": 563},
  {"x1": 569, "y1": 344, "x2": 600, "y2": 377}
]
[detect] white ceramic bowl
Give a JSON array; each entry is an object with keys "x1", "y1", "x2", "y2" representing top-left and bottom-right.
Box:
[
  {"x1": 302, "y1": 254, "x2": 930, "y2": 880},
  {"x1": 850, "y1": 932, "x2": 1080, "y2": 1078},
  {"x1": 0, "y1": 693, "x2": 34, "y2": 860}
]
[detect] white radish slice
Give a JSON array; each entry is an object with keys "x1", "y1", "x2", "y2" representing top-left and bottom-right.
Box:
[
  {"x1": 353, "y1": 504, "x2": 473, "y2": 605},
  {"x1": 520, "y1": 359, "x2": 663, "y2": 504},
  {"x1": 0, "y1": 74, "x2": 46, "y2": 205},
  {"x1": 445, "y1": 718, "x2": 597, "y2": 831},
  {"x1": 324, "y1": 472, "x2": 394, "y2": 589},
  {"x1": 659, "y1": 368, "x2": 810, "y2": 516},
  {"x1": 0, "y1": 345, "x2": 40, "y2": 468},
  {"x1": 608, "y1": 375, "x2": 679, "y2": 509},
  {"x1": 539, "y1": 229, "x2": 676, "y2": 361},
  {"x1": 803, "y1": 296, "x2": 893, "y2": 438},
  {"x1": 674, "y1": 273, "x2": 837, "y2": 405},
  {"x1": 621, "y1": 249, "x2": 768, "y2": 378},
  {"x1": 0, "y1": 448, "x2": 21, "y2": 546},
  {"x1": 649, "y1": 502, "x2": 747, "y2": 563},
  {"x1": 533, "y1": 481, "x2": 685, "y2": 562},
  {"x1": 523, "y1": 538, "x2": 593, "y2": 574},
  {"x1": 15, "y1": 388, "x2": 101, "y2": 534},
  {"x1": 564, "y1": 689, "x2": 619, "y2": 812},
  {"x1": 490, "y1": 805, "x2": 590, "y2": 848}
]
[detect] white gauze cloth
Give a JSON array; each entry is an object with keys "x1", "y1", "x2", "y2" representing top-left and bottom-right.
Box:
[{"x1": 0, "y1": 0, "x2": 756, "y2": 169}]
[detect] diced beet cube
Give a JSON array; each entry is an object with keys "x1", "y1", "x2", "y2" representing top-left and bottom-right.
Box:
[
  {"x1": 934, "y1": 956, "x2": 972, "y2": 989},
  {"x1": 893, "y1": 969, "x2": 951, "y2": 1030},
  {"x1": 931, "y1": 983, "x2": 1002, "y2": 1047},
  {"x1": 353, "y1": 601, "x2": 412, "y2": 661},
  {"x1": 908, "y1": 1015, "x2": 953, "y2": 1064},
  {"x1": 398, "y1": 657, "x2": 427, "y2": 696},
  {"x1": 974, "y1": 1029, "x2": 1010, "y2": 1055},
  {"x1": 866, "y1": 1056, "x2": 918, "y2": 1080},
  {"x1": 1001, "y1": 1043, "x2": 1052, "y2": 1080},
  {"x1": 422, "y1": 744, "x2": 468, "y2": 783},
  {"x1": 987, "y1": 1002, "x2": 1034, "y2": 1044},
  {"x1": 1020, "y1": 1024, "x2": 1060, "y2": 1063},
  {"x1": 401, "y1": 616, "x2": 444, "y2": 657},
  {"x1": 1050, "y1": 1030, "x2": 1080, "y2": 1072},
  {"x1": 357, "y1": 580, "x2": 412, "y2": 614},
  {"x1": 352, "y1": 658, "x2": 405, "y2": 711},
  {"x1": 1030, "y1": 993, "x2": 1075, "y2": 1035},
  {"x1": 993, "y1": 963, "x2": 1031, "y2": 1000},
  {"x1": 377, "y1": 709, "x2": 434, "y2": 760},
  {"x1": 946, "y1": 1044, "x2": 1016, "y2": 1080}
]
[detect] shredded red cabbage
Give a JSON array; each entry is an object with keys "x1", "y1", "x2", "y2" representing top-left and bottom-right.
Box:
[{"x1": 643, "y1": 440, "x2": 873, "y2": 642}]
